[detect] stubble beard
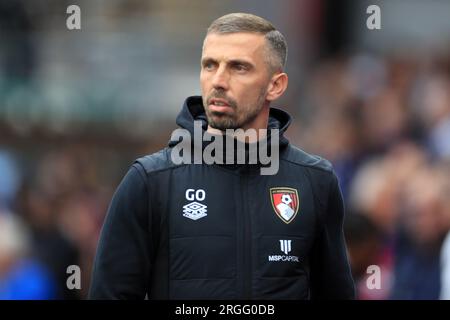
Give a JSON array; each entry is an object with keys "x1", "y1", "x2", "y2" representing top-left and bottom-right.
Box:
[{"x1": 203, "y1": 88, "x2": 267, "y2": 131}]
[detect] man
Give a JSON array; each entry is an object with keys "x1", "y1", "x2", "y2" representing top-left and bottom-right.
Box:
[{"x1": 89, "y1": 13, "x2": 355, "y2": 299}]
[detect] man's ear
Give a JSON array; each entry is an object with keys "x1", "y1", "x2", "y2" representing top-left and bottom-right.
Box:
[{"x1": 266, "y1": 72, "x2": 288, "y2": 102}]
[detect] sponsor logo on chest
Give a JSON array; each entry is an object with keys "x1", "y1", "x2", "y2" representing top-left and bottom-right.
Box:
[{"x1": 268, "y1": 239, "x2": 300, "y2": 263}]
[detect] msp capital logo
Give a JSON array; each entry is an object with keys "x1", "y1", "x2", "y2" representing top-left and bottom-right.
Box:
[
  {"x1": 280, "y1": 239, "x2": 291, "y2": 255},
  {"x1": 270, "y1": 187, "x2": 299, "y2": 224},
  {"x1": 268, "y1": 239, "x2": 299, "y2": 262}
]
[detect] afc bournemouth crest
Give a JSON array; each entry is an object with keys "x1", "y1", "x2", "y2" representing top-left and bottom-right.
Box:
[{"x1": 270, "y1": 187, "x2": 299, "y2": 224}]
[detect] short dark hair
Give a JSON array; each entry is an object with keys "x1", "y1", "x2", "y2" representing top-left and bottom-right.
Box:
[{"x1": 206, "y1": 13, "x2": 288, "y2": 73}]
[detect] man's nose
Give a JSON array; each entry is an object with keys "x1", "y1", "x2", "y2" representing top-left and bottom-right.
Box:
[{"x1": 211, "y1": 65, "x2": 229, "y2": 91}]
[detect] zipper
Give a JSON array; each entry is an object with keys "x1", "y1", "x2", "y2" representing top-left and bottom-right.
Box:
[{"x1": 241, "y1": 172, "x2": 252, "y2": 299}]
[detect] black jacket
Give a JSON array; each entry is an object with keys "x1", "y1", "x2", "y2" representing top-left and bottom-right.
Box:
[{"x1": 89, "y1": 96, "x2": 355, "y2": 299}]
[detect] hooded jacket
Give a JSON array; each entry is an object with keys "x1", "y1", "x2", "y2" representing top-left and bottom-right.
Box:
[{"x1": 89, "y1": 96, "x2": 355, "y2": 299}]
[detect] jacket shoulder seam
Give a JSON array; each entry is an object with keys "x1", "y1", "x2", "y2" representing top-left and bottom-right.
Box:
[
  {"x1": 147, "y1": 163, "x2": 188, "y2": 175},
  {"x1": 281, "y1": 145, "x2": 334, "y2": 173},
  {"x1": 134, "y1": 148, "x2": 187, "y2": 175},
  {"x1": 281, "y1": 158, "x2": 334, "y2": 174}
]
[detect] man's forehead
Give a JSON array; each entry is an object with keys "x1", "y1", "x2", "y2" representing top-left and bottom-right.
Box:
[{"x1": 202, "y1": 32, "x2": 266, "y2": 57}]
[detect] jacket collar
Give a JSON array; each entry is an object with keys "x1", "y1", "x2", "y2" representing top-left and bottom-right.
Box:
[
  {"x1": 169, "y1": 96, "x2": 292, "y2": 146},
  {"x1": 168, "y1": 96, "x2": 292, "y2": 173}
]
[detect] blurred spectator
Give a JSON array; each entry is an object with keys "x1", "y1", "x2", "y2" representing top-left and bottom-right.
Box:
[
  {"x1": 390, "y1": 165, "x2": 447, "y2": 299},
  {"x1": 0, "y1": 211, "x2": 56, "y2": 299},
  {"x1": 344, "y1": 211, "x2": 392, "y2": 299},
  {"x1": 0, "y1": 150, "x2": 21, "y2": 210},
  {"x1": 12, "y1": 148, "x2": 115, "y2": 299}
]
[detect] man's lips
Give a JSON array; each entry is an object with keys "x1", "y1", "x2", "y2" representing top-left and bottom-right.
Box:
[
  {"x1": 209, "y1": 104, "x2": 233, "y2": 113},
  {"x1": 208, "y1": 98, "x2": 233, "y2": 113}
]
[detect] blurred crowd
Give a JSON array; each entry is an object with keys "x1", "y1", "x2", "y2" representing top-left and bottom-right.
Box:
[
  {"x1": 2, "y1": 50, "x2": 450, "y2": 300},
  {"x1": 292, "y1": 51, "x2": 450, "y2": 299},
  {"x1": 1, "y1": 0, "x2": 450, "y2": 300},
  {"x1": 0, "y1": 144, "x2": 132, "y2": 299}
]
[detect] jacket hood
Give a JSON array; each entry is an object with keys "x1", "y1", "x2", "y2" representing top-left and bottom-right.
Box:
[{"x1": 169, "y1": 96, "x2": 292, "y2": 148}]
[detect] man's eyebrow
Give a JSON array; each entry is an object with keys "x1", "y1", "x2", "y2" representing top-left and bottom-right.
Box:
[
  {"x1": 201, "y1": 57, "x2": 217, "y2": 65},
  {"x1": 201, "y1": 57, "x2": 254, "y2": 69}
]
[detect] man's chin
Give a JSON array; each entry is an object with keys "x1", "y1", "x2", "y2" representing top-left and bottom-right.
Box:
[{"x1": 207, "y1": 116, "x2": 238, "y2": 131}]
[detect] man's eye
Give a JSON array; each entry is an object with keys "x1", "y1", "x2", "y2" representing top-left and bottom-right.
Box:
[
  {"x1": 233, "y1": 64, "x2": 250, "y2": 73},
  {"x1": 203, "y1": 62, "x2": 214, "y2": 70}
]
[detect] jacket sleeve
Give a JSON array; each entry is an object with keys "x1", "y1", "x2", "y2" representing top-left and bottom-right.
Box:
[
  {"x1": 309, "y1": 172, "x2": 355, "y2": 299},
  {"x1": 89, "y1": 163, "x2": 153, "y2": 299}
]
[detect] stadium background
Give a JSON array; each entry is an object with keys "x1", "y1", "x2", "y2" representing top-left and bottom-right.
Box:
[{"x1": 0, "y1": 0, "x2": 449, "y2": 299}]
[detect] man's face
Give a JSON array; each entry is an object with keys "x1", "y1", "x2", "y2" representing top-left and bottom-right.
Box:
[{"x1": 200, "y1": 32, "x2": 272, "y2": 130}]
